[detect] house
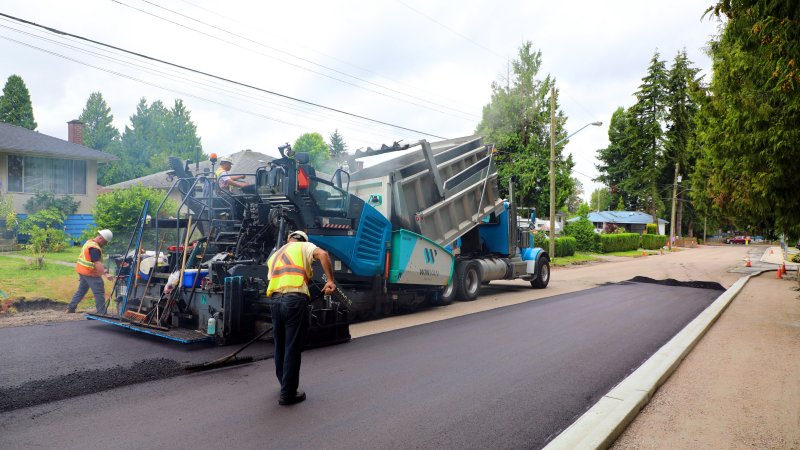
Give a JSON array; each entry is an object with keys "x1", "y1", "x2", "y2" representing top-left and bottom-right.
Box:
[
  {"x1": 568, "y1": 211, "x2": 669, "y2": 235},
  {"x1": 0, "y1": 120, "x2": 118, "y2": 239},
  {"x1": 103, "y1": 149, "x2": 275, "y2": 205},
  {"x1": 517, "y1": 211, "x2": 568, "y2": 234}
]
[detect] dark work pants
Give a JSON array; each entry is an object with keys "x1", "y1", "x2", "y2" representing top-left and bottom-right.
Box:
[
  {"x1": 269, "y1": 293, "x2": 309, "y2": 400},
  {"x1": 68, "y1": 274, "x2": 106, "y2": 314}
]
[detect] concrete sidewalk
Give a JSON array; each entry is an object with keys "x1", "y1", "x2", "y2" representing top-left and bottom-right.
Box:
[{"x1": 547, "y1": 246, "x2": 800, "y2": 449}]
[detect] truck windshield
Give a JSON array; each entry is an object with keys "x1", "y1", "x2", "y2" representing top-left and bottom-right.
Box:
[{"x1": 310, "y1": 177, "x2": 349, "y2": 214}]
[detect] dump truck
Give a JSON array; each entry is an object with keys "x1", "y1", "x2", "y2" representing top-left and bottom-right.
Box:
[{"x1": 86, "y1": 135, "x2": 550, "y2": 346}]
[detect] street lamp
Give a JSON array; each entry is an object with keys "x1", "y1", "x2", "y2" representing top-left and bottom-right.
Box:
[{"x1": 549, "y1": 90, "x2": 602, "y2": 258}]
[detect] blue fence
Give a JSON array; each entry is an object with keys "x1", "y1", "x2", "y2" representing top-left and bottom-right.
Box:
[{"x1": 13, "y1": 214, "x2": 95, "y2": 245}]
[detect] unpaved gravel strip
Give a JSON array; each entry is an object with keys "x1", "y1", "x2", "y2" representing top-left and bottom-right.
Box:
[{"x1": 612, "y1": 273, "x2": 800, "y2": 449}]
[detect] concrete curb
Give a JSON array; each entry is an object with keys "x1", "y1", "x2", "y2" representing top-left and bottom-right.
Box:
[{"x1": 544, "y1": 271, "x2": 767, "y2": 450}]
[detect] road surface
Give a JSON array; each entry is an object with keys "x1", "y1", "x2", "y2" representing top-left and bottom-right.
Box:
[{"x1": 0, "y1": 279, "x2": 721, "y2": 449}]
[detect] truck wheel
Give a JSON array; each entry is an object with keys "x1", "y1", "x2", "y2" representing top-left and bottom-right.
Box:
[
  {"x1": 456, "y1": 260, "x2": 481, "y2": 301},
  {"x1": 437, "y1": 280, "x2": 456, "y2": 305},
  {"x1": 530, "y1": 257, "x2": 550, "y2": 289}
]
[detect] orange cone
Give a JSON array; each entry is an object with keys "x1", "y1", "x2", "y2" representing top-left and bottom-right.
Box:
[
  {"x1": 781, "y1": 263, "x2": 787, "y2": 275},
  {"x1": 745, "y1": 257, "x2": 751, "y2": 267},
  {"x1": 777, "y1": 268, "x2": 783, "y2": 279},
  {"x1": 642, "y1": 250, "x2": 647, "y2": 256}
]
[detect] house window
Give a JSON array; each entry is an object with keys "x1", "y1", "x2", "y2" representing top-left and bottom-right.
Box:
[{"x1": 7, "y1": 155, "x2": 87, "y2": 195}]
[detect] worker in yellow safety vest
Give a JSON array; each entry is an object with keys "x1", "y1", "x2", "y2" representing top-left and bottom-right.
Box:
[
  {"x1": 68, "y1": 229, "x2": 114, "y2": 314},
  {"x1": 266, "y1": 230, "x2": 336, "y2": 406}
]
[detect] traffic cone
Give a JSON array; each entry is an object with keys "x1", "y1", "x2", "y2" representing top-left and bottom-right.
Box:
[
  {"x1": 745, "y1": 257, "x2": 751, "y2": 267},
  {"x1": 642, "y1": 250, "x2": 647, "y2": 256},
  {"x1": 777, "y1": 267, "x2": 783, "y2": 279},
  {"x1": 781, "y1": 263, "x2": 787, "y2": 275}
]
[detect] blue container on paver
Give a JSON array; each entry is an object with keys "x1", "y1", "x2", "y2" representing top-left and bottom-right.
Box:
[{"x1": 182, "y1": 269, "x2": 208, "y2": 288}]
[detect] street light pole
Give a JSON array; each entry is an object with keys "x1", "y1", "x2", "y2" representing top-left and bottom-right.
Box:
[{"x1": 548, "y1": 87, "x2": 602, "y2": 257}]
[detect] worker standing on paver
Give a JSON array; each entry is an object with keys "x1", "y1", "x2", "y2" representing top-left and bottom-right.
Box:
[
  {"x1": 67, "y1": 229, "x2": 114, "y2": 314},
  {"x1": 266, "y1": 230, "x2": 336, "y2": 405},
  {"x1": 215, "y1": 157, "x2": 249, "y2": 192}
]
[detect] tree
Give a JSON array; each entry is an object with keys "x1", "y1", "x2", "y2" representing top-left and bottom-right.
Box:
[
  {"x1": 629, "y1": 51, "x2": 669, "y2": 223},
  {"x1": 477, "y1": 41, "x2": 573, "y2": 216},
  {"x1": 698, "y1": 1, "x2": 800, "y2": 237},
  {"x1": 79, "y1": 92, "x2": 120, "y2": 152},
  {"x1": 597, "y1": 107, "x2": 637, "y2": 209},
  {"x1": 566, "y1": 178, "x2": 584, "y2": 213},
  {"x1": 329, "y1": 129, "x2": 348, "y2": 159},
  {"x1": 0, "y1": 74, "x2": 37, "y2": 130},
  {"x1": 294, "y1": 132, "x2": 330, "y2": 167},
  {"x1": 589, "y1": 187, "x2": 613, "y2": 212},
  {"x1": 663, "y1": 50, "x2": 701, "y2": 237},
  {"x1": 100, "y1": 98, "x2": 203, "y2": 186}
]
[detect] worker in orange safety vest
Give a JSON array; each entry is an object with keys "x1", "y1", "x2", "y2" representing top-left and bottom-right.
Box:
[{"x1": 67, "y1": 229, "x2": 114, "y2": 314}]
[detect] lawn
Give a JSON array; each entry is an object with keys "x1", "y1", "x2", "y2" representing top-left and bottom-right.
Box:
[
  {"x1": 552, "y1": 252, "x2": 599, "y2": 267},
  {"x1": 0, "y1": 254, "x2": 113, "y2": 310}
]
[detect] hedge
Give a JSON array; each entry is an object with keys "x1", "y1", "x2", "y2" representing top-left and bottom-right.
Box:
[
  {"x1": 530, "y1": 232, "x2": 576, "y2": 257},
  {"x1": 599, "y1": 233, "x2": 640, "y2": 253},
  {"x1": 641, "y1": 234, "x2": 667, "y2": 250}
]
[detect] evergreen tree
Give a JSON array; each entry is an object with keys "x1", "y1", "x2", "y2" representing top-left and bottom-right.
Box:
[
  {"x1": 664, "y1": 50, "x2": 701, "y2": 237},
  {"x1": 0, "y1": 74, "x2": 37, "y2": 130},
  {"x1": 698, "y1": 1, "x2": 800, "y2": 237},
  {"x1": 79, "y1": 92, "x2": 120, "y2": 155},
  {"x1": 589, "y1": 187, "x2": 613, "y2": 212},
  {"x1": 596, "y1": 107, "x2": 637, "y2": 209},
  {"x1": 477, "y1": 41, "x2": 573, "y2": 215},
  {"x1": 566, "y1": 178, "x2": 584, "y2": 213},
  {"x1": 629, "y1": 51, "x2": 669, "y2": 222},
  {"x1": 329, "y1": 129, "x2": 348, "y2": 158}
]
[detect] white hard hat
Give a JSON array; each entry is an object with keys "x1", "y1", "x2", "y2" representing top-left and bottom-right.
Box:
[
  {"x1": 219, "y1": 157, "x2": 233, "y2": 164},
  {"x1": 98, "y1": 229, "x2": 113, "y2": 242},
  {"x1": 288, "y1": 230, "x2": 308, "y2": 242}
]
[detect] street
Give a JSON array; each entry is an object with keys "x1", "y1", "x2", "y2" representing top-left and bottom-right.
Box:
[{"x1": 0, "y1": 246, "x2": 756, "y2": 448}]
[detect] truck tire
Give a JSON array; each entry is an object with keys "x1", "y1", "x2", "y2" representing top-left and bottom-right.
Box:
[
  {"x1": 456, "y1": 260, "x2": 481, "y2": 301},
  {"x1": 436, "y1": 280, "x2": 456, "y2": 305},
  {"x1": 530, "y1": 257, "x2": 550, "y2": 289}
]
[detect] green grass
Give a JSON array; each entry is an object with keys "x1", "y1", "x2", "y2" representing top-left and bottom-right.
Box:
[
  {"x1": 0, "y1": 254, "x2": 113, "y2": 309},
  {"x1": 552, "y1": 252, "x2": 599, "y2": 266},
  {"x1": 7, "y1": 247, "x2": 82, "y2": 264},
  {"x1": 604, "y1": 249, "x2": 666, "y2": 257}
]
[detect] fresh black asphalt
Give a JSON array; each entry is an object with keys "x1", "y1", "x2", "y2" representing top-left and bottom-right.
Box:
[{"x1": 0, "y1": 281, "x2": 720, "y2": 449}]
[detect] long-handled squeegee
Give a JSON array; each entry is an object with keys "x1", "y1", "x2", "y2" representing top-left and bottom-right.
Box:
[{"x1": 185, "y1": 326, "x2": 273, "y2": 373}]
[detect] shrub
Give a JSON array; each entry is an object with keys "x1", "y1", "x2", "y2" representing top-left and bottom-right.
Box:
[
  {"x1": 530, "y1": 231, "x2": 576, "y2": 257},
  {"x1": 0, "y1": 193, "x2": 17, "y2": 229},
  {"x1": 604, "y1": 222, "x2": 623, "y2": 234},
  {"x1": 641, "y1": 234, "x2": 667, "y2": 250},
  {"x1": 24, "y1": 191, "x2": 79, "y2": 216},
  {"x1": 17, "y1": 208, "x2": 66, "y2": 235},
  {"x1": 563, "y1": 217, "x2": 598, "y2": 252},
  {"x1": 24, "y1": 226, "x2": 68, "y2": 269},
  {"x1": 599, "y1": 233, "x2": 640, "y2": 253},
  {"x1": 645, "y1": 223, "x2": 658, "y2": 235},
  {"x1": 94, "y1": 184, "x2": 176, "y2": 232},
  {"x1": 554, "y1": 236, "x2": 576, "y2": 257}
]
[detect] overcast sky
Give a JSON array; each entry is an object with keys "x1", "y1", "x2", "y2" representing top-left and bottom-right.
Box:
[{"x1": 0, "y1": 0, "x2": 721, "y2": 200}]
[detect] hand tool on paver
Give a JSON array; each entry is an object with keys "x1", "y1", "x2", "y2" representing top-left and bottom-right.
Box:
[
  {"x1": 118, "y1": 201, "x2": 150, "y2": 315},
  {"x1": 184, "y1": 237, "x2": 210, "y2": 311},
  {"x1": 124, "y1": 233, "x2": 167, "y2": 322},
  {"x1": 159, "y1": 216, "x2": 192, "y2": 326},
  {"x1": 185, "y1": 326, "x2": 273, "y2": 373},
  {"x1": 103, "y1": 209, "x2": 145, "y2": 315}
]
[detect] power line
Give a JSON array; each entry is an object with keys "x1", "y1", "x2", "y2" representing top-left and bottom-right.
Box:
[
  {"x1": 112, "y1": 0, "x2": 478, "y2": 122},
  {"x1": 172, "y1": 0, "x2": 481, "y2": 114},
  {"x1": 394, "y1": 0, "x2": 504, "y2": 59},
  {"x1": 0, "y1": 12, "x2": 447, "y2": 140},
  {"x1": 0, "y1": 20, "x2": 421, "y2": 143}
]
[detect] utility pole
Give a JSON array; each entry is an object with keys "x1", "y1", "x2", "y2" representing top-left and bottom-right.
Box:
[
  {"x1": 549, "y1": 86, "x2": 556, "y2": 258},
  {"x1": 669, "y1": 161, "x2": 679, "y2": 251}
]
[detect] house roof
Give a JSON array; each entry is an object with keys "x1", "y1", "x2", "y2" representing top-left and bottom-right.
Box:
[
  {"x1": 569, "y1": 211, "x2": 669, "y2": 225},
  {"x1": 0, "y1": 122, "x2": 118, "y2": 161},
  {"x1": 104, "y1": 149, "x2": 275, "y2": 190}
]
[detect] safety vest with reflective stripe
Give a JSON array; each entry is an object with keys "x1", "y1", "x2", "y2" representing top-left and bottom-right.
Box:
[
  {"x1": 215, "y1": 167, "x2": 230, "y2": 191},
  {"x1": 76, "y1": 239, "x2": 103, "y2": 277},
  {"x1": 266, "y1": 242, "x2": 310, "y2": 296}
]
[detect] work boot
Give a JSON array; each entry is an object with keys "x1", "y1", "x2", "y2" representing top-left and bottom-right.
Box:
[
  {"x1": 66, "y1": 307, "x2": 76, "y2": 313},
  {"x1": 278, "y1": 391, "x2": 306, "y2": 406}
]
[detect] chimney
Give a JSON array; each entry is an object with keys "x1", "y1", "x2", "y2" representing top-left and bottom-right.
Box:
[{"x1": 67, "y1": 120, "x2": 84, "y2": 145}]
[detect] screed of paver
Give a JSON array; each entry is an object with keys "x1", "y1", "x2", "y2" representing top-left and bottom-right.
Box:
[{"x1": 612, "y1": 274, "x2": 800, "y2": 449}]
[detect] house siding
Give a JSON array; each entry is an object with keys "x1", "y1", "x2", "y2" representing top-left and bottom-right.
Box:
[{"x1": 0, "y1": 152, "x2": 98, "y2": 214}]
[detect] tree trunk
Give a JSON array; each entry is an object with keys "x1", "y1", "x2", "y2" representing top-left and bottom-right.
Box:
[{"x1": 687, "y1": 219, "x2": 694, "y2": 237}]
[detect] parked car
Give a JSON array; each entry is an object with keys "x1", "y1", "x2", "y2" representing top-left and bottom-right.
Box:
[{"x1": 725, "y1": 235, "x2": 749, "y2": 244}]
